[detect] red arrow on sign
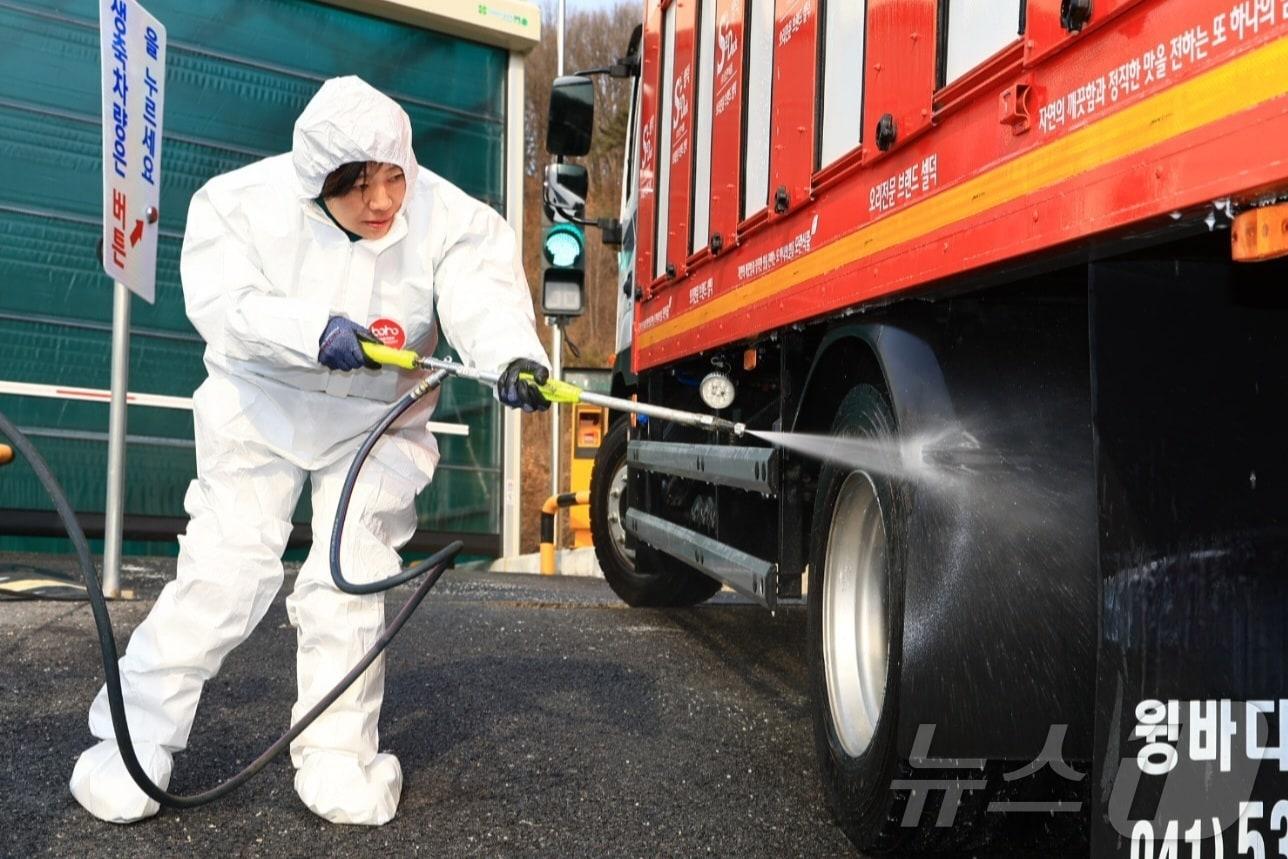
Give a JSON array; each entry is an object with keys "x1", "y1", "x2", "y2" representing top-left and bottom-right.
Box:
[{"x1": 130, "y1": 219, "x2": 144, "y2": 247}]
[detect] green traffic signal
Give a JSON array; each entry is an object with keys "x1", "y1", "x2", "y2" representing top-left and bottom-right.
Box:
[
  {"x1": 541, "y1": 222, "x2": 585, "y2": 318},
  {"x1": 543, "y1": 223, "x2": 584, "y2": 268}
]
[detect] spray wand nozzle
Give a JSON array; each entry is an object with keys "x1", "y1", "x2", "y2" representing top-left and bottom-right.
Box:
[{"x1": 361, "y1": 343, "x2": 746, "y2": 436}]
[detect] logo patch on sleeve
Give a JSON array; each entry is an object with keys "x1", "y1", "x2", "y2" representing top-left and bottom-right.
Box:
[{"x1": 368, "y1": 318, "x2": 406, "y2": 350}]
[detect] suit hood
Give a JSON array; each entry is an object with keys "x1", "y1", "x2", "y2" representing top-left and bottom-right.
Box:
[{"x1": 291, "y1": 76, "x2": 419, "y2": 198}]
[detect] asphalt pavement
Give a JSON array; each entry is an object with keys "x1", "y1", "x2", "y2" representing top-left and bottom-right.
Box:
[{"x1": 1, "y1": 552, "x2": 858, "y2": 857}]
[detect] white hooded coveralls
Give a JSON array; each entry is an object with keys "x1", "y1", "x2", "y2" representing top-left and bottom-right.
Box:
[{"x1": 70, "y1": 76, "x2": 548, "y2": 825}]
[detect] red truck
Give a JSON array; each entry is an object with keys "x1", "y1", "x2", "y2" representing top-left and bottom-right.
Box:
[{"x1": 544, "y1": 0, "x2": 1288, "y2": 854}]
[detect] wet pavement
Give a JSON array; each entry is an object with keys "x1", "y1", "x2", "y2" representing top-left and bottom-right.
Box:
[{"x1": 1, "y1": 552, "x2": 857, "y2": 857}]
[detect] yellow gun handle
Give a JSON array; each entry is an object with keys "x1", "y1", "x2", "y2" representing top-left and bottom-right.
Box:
[
  {"x1": 520, "y1": 372, "x2": 582, "y2": 404},
  {"x1": 361, "y1": 341, "x2": 420, "y2": 370}
]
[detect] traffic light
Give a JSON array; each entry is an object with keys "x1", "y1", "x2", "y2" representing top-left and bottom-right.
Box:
[
  {"x1": 541, "y1": 162, "x2": 588, "y2": 319},
  {"x1": 542, "y1": 222, "x2": 585, "y2": 318}
]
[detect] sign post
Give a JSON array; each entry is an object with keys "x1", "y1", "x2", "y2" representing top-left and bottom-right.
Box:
[
  {"x1": 99, "y1": 0, "x2": 166, "y2": 597},
  {"x1": 103, "y1": 282, "x2": 131, "y2": 599}
]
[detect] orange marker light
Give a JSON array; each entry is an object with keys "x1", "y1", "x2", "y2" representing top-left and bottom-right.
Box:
[
  {"x1": 1232, "y1": 202, "x2": 1288, "y2": 262},
  {"x1": 743, "y1": 348, "x2": 758, "y2": 371}
]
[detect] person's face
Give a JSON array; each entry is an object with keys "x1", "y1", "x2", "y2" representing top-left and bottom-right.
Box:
[{"x1": 325, "y1": 162, "x2": 406, "y2": 240}]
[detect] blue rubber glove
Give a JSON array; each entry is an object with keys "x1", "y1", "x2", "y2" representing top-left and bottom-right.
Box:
[
  {"x1": 318, "y1": 317, "x2": 379, "y2": 371},
  {"x1": 496, "y1": 358, "x2": 551, "y2": 412}
]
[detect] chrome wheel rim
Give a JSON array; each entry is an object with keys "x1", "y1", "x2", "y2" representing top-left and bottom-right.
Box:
[
  {"x1": 822, "y1": 470, "x2": 889, "y2": 759},
  {"x1": 606, "y1": 459, "x2": 635, "y2": 569}
]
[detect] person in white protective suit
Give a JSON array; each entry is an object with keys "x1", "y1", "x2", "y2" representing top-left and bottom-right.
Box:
[{"x1": 69, "y1": 76, "x2": 551, "y2": 826}]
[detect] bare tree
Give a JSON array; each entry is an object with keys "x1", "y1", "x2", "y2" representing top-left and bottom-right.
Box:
[{"x1": 519, "y1": 1, "x2": 639, "y2": 551}]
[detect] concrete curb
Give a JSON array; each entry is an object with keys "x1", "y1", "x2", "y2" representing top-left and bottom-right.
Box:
[{"x1": 458, "y1": 546, "x2": 603, "y2": 577}]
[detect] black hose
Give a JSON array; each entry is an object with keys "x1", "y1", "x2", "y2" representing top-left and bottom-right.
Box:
[
  {"x1": 0, "y1": 401, "x2": 460, "y2": 809},
  {"x1": 329, "y1": 385, "x2": 459, "y2": 594}
]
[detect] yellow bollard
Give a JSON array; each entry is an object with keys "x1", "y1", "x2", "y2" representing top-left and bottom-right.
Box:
[{"x1": 539, "y1": 491, "x2": 591, "y2": 575}]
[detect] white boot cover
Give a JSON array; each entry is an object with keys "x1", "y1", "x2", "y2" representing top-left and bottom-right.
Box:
[
  {"x1": 69, "y1": 739, "x2": 173, "y2": 824},
  {"x1": 294, "y1": 749, "x2": 403, "y2": 825}
]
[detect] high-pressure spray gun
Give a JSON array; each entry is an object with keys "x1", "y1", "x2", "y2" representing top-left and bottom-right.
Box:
[{"x1": 359, "y1": 342, "x2": 748, "y2": 436}]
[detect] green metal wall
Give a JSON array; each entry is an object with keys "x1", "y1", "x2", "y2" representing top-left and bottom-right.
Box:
[{"x1": 0, "y1": 0, "x2": 510, "y2": 554}]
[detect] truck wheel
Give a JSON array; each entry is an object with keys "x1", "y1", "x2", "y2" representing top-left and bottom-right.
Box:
[
  {"x1": 591, "y1": 418, "x2": 722, "y2": 607},
  {"x1": 807, "y1": 384, "x2": 910, "y2": 854}
]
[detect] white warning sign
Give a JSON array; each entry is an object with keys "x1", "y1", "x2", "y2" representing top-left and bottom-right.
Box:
[{"x1": 100, "y1": 0, "x2": 166, "y2": 303}]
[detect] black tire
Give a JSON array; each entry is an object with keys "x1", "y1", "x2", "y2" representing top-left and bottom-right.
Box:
[
  {"x1": 807, "y1": 384, "x2": 912, "y2": 854},
  {"x1": 591, "y1": 418, "x2": 722, "y2": 607}
]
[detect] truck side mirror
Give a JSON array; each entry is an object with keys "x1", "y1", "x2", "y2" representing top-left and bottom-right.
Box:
[
  {"x1": 546, "y1": 75, "x2": 595, "y2": 157},
  {"x1": 543, "y1": 162, "x2": 589, "y2": 221}
]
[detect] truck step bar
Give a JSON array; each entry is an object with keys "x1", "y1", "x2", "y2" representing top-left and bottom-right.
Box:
[
  {"x1": 626, "y1": 441, "x2": 778, "y2": 494},
  {"x1": 624, "y1": 509, "x2": 777, "y2": 606}
]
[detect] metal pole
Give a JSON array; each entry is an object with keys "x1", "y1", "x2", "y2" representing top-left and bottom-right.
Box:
[
  {"x1": 502, "y1": 50, "x2": 525, "y2": 560},
  {"x1": 557, "y1": 0, "x2": 565, "y2": 77},
  {"x1": 550, "y1": 321, "x2": 562, "y2": 500},
  {"x1": 551, "y1": 0, "x2": 566, "y2": 504},
  {"x1": 102, "y1": 280, "x2": 131, "y2": 598}
]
